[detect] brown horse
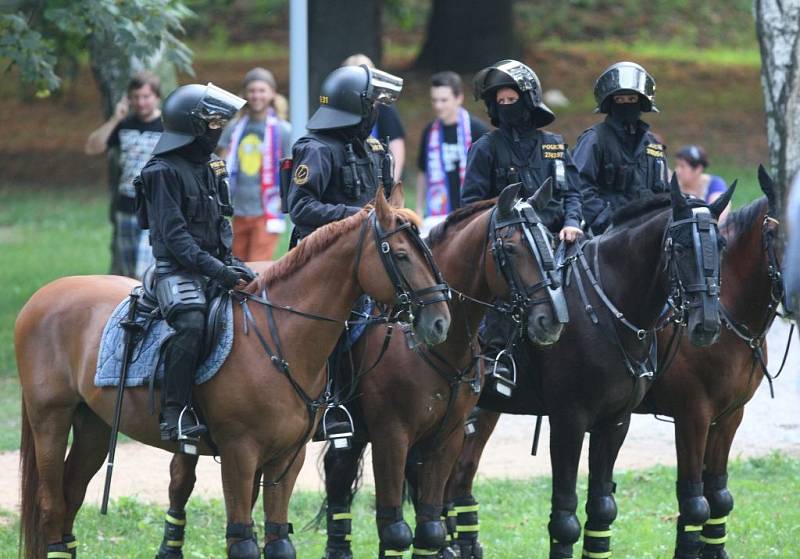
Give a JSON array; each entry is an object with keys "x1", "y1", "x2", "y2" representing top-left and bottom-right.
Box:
[
  {"x1": 319, "y1": 182, "x2": 567, "y2": 559},
  {"x1": 444, "y1": 178, "x2": 735, "y2": 559},
  {"x1": 633, "y1": 167, "x2": 786, "y2": 559},
  {"x1": 17, "y1": 185, "x2": 451, "y2": 559}
]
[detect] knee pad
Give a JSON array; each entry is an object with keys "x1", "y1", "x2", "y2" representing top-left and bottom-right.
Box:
[
  {"x1": 586, "y1": 481, "x2": 617, "y2": 525},
  {"x1": 548, "y1": 510, "x2": 581, "y2": 544},
  {"x1": 226, "y1": 522, "x2": 259, "y2": 559},
  {"x1": 414, "y1": 519, "x2": 447, "y2": 549},
  {"x1": 264, "y1": 532, "x2": 296, "y2": 559},
  {"x1": 677, "y1": 481, "x2": 710, "y2": 526},
  {"x1": 156, "y1": 274, "x2": 207, "y2": 322},
  {"x1": 377, "y1": 506, "x2": 412, "y2": 550},
  {"x1": 703, "y1": 473, "x2": 734, "y2": 517}
]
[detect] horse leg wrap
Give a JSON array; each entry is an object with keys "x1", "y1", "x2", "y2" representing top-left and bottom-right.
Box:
[
  {"x1": 324, "y1": 504, "x2": 354, "y2": 559},
  {"x1": 62, "y1": 534, "x2": 77, "y2": 559},
  {"x1": 453, "y1": 495, "x2": 483, "y2": 559},
  {"x1": 548, "y1": 509, "x2": 581, "y2": 559},
  {"x1": 582, "y1": 481, "x2": 617, "y2": 559},
  {"x1": 263, "y1": 522, "x2": 295, "y2": 559},
  {"x1": 377, "y1": 506, "x2": 412, "y2": 558},
  {"x1": 46, "y1": 542, "x2": 72, "y2": 559},
  {"x1": 440, "y1": 502, "x2": 458, "y2": 558},
  {"x1": 226, "y1": 522, "x2": 259, "y2": 559},
  {"x1": 700, "y1": 473, "x2": 733, "y2": 559},
  {"x1": 156, "y1": 508, "x2": 187, "y2": 558},
  {"x1": 412, "y1": 503, "x2": 446, "y2": 558},
  {"x1": 674, "y1": 481, "x2": 710, "y2": 559}
]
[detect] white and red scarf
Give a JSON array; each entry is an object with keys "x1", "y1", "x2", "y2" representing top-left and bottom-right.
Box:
[{"x1": 425, "y1": 107, "x2": 473, "y2": 218}]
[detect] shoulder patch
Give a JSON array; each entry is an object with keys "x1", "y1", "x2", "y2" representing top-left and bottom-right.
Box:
[
  {"x1": 209, "y1": 159, "x2": 227, "y2": 177},
  {"x1": 366, "y1": 137, "x2": 384, "y2": 152},
  {"x1": 293, "y1": 164, "x2": 310, "y2": 185},
  {"x1": 542, "y1": 142, "x2": 565, "y2": 159},
  {"x1": 646, "y1": 143, "x2": 665, "y2": 157}
]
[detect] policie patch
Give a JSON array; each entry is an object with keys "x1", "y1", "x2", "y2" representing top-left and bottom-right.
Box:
[
  {"x1": 542, "y1": 143, "x2": 565, "y2": 160},
  {"x1": 294, "y1": 164, "x2": 310, "y2": 185},
  {"x1": 209, "y1": 159, "x2": 228, "y2": 177}
]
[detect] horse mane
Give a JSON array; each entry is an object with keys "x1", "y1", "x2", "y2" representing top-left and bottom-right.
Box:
[
  {"x1": 252, "y1": 206, "x2": 422, "y2": 289},
  {"x1": 427, "y1": 199, "x2": 496, "y2": 246},
  {"x1": 610, "y1": 193, "x2": 672, "y2": 227},
  {"x1": 720, "y1": 196, "x2": 768, "y2": 240}
]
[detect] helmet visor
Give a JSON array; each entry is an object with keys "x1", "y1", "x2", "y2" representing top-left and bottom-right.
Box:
[
  {"x1": 493, "y1": 60, "x2": 539, "y2": 94},
  {"x1": 596, "y1": 65, "x2": 655, "y2": 103},
  {"x1": 367, "y1": 68, "x2": 403, "y2": 106},
  {"x1": 191, "y1": 82, "x2": 247, "y2": 125}
]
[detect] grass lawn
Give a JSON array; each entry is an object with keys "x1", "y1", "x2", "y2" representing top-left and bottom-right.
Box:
[{"x1": 1, "y1": 453, "x2": 797, "y2": 558}]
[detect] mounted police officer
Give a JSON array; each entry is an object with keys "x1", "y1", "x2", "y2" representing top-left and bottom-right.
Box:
[
  {"x1": 572, "y1": 61, "x2": 669, "y2": 234},
  {"x1": 286, "y1": 64, "x2": 402, "y2": 246},
  {"x1": 461, "y1": 59, "x2": 582, "y2": 389},
  {"x1": 136, "y1": 82, "x2": 252, "y2": 448}
]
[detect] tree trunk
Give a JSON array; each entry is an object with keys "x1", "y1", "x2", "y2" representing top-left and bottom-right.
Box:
[
  {"x1": 414, "y1": 0, "x2": 521, "y2": 73},
  {"x1": 308, "y1": 0, "x2": 383, "y2": 115},
  {"x1": 755, "y1": 0, "x2": 800, "y2": 232}
]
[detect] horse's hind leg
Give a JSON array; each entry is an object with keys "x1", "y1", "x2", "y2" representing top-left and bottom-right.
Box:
[
  {"x1": 323, "y1": 439, "x2": 367, "y2": 559},
  {"x1": 154, "y1": 453, "x2": 200, "y2": 559},
  {"x1": 700, "y1": 408, "x2": 743, "y2": 559},
  {"x1": 581, "y1": 417, "x2": 631, "y2": 559},
  {"x1": 446, "y1": 408, "x2": 501, "y2": 559},
  {"x1": 261, "y1": 446, "x2": 307, "y2": 559},
  {"x1": 62, "y1": 404, "x2": 111, "y2": 557}
]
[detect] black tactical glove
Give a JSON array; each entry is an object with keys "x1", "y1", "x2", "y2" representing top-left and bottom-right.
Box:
[
  {"x1": 215, "y1": 266, "x2": 248, "y2": 290},
  {"x1": 227, "y1": 256, "x2": 257, "y2": 282}
]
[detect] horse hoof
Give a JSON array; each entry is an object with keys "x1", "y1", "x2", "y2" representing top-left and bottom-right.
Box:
[
  {"x1": 701, "y1": 550, "x2": 730, "y2": 559},
  {"x1": 323, "y1": 550, "x2": 353, "y2": 559},
  {"x1": 441, "y1": 545, "x2": 460, "y2": 559},
  {"x1": 156, "y1": 549, "x2": 183, "y2": 559},
  {"x1": 264, "y1": 537, "x2": 296, "y2": 559}
]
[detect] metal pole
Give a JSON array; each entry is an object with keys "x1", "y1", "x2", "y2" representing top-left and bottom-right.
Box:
[{"x1": 290, "y1": 0, "x2": 309, "y2": 145}]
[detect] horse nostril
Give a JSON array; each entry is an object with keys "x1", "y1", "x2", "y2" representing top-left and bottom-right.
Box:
[
  {"x1": 433, "y1": 317, "x2": 447, "y2": 338},
  {"x1": 538, "y1": 315, "x2": 551, "y2": 331}
]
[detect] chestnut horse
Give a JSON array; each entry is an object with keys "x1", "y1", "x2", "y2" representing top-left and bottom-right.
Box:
[
  {"x1": 17, "y1": 186, "x2": 451, "y2": 559},
  {"x1": 444, "y1": 178, "x2": 734, "y2": 559},
  {"x1": 634, "y1": 166, "x2": 788, "y2": 559},
  {"x1": 320, "y1": 182, "x2": 567, "y2": 559}
]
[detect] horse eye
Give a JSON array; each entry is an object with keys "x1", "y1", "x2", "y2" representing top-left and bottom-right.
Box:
[
  {"x1": 396, "y1": 251, "x2": 410, "y2": 261},
  {"x1": 505, "y1": 245, "x2": 517, "y2": 255}
]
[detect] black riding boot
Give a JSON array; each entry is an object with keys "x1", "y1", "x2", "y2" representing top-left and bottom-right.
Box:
[{"x1": 480, "y1": 308, "x2": 518, "y2": 398}]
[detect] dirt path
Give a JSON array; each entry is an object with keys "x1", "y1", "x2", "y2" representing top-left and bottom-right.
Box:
[{"x1": 2, "y1": 321, "x2": 798, "y2": 512}]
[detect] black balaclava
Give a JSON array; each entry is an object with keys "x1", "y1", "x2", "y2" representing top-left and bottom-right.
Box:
[
  {"x1": 609, "y1": 100, "x2": 641, "y2": 129},
  {"x1": 196, "y1": 126, "x2": 223, "y2": 154},
  {"x1": 497, "y1": 99, "x2": 532, "y2": 130},
  {"x1": 356, "y1": 105, "x2": 379, "y2": 140}
]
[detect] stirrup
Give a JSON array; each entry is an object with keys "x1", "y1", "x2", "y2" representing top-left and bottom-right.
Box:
[
  {"x1": 316, "y1": 404, "x2": 355, "y2": 450},
  {"x1": 490, "y1": 349, "x2": 517, "y2": 398}
]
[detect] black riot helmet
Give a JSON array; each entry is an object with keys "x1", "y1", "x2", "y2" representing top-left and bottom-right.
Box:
[
  {"x1": 593, "y1": 61, "x2": 658, "y2": 114},
  {"x1": 153, "y1": 82, "x2": 247, "y2": 155},
  {"x1": 473, "y1": 59, "x2": 555, "y2": 127},
  {"x1": 306, "y1": 65, "x2": 403, "y2": 131}
]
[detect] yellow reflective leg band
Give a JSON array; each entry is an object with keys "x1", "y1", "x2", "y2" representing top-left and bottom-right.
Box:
[
  {"x1": 412, "y1": 547, "x2": 439, "y2": 556},
  {"x1": 456, "y1": 524, "x2": 480, "y2": 532},
  {"x1": 166, "y1": 539, "x2": 184, "y2": 547},
  {"x1": 345, "y1": 534, "x2": 353, "y2": 542},
  {"x1": 166, "y1": 513, "x2": 186, "y2": 526},
  {"x1": 47, "y1": 553, "x2": 72, "y2": 559},
  {"x1": 584, "y1": 529, "x2": 612, "y2": 538},
  {"x1": 700, "y1": 535, "x2": 728, "y2": 545},
  {"x1": 705, "y1": 516, "x2": 728, "y2": 525},
  {"x1": 684, "y1": 525, "x2": 702, "y2": 532},
  {"x1": 454, "y1": 504, "x2": 479, "y2": 513},
  {"x1": 332, "y1": 512, "x2": 353, "y2": 521},
  {"x1": 65, "y1": 539, "x2": 78, "y2": 550},
  {"x1": 447, "y1": 510, "x2": 457, "y2": 517},
  {"x1": 383, "y1": 550, "x2": 405, "y2": 557},
  {"x1": 582, "y1": 551, "x2": 612, "y2": 558}
]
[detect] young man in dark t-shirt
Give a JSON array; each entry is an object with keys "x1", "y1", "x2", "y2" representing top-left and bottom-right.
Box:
[
  {"x1": 85, "y1": 72, "x2": 163, "y2": 278},
  {"x1": 417, "y1": 71, "x2": 490, "y2": 232}
]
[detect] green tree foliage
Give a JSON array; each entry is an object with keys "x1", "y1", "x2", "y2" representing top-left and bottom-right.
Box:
[{"x1": 0, "y1": 0, "x2": 194, "y2": 96}]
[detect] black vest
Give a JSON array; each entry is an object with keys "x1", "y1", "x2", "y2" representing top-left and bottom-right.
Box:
[
  {"x1": 142, "y1": 153, "x2": 233, "y2": 266},
  {"x1": 591, "y1": 121, "x2": 668, "y2": 208},
  {"x1": 488, "y1": 129, "x2": 568, "y2": 230}
]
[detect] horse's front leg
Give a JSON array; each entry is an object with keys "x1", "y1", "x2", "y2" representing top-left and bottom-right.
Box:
[
  {"x1": 372, "y1": 427, "x2": 414, "y2": 559},
  {"x1": 548, "y1": 412, "x2": 588, "y2": 559},
  {"x1": 323, "y1": 438, "x2": 369, "y2": 559},
  {"x1": 260, "y1": 446, "x2": 307, "y2": 559},
  {"x1": 156, "y1": 453, "x2": 200, "y2": 559},
  {"x1": 444, "y1": 408, "x2": 501, "y2": 559},
  {"x1": 700, "y1": 407, "x2": 743, "y2": 559},
  {"x1": 581, "y1": 416, "x2": 631, "y2": 559},
  {"x1": 411, "y1": 427, "x2": 466, "y2": 559},
  {"x1": 673, "y1": 408, "x2": 713, "y2": 559},
  {"x1": 219, "y1": 435, "x2": 262, "y2": 559}
]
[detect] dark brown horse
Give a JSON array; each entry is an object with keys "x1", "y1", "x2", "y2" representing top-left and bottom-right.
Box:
[
  {"x1": 634, "y1": 167, "x2": 786, "y2": 559},
  {"x1": 319, "y1": 182, "x2": 567, "y2": 559},
  {"x1": 444, "y1": 177, "x2": 735, "y2": 559},
  {"x1": 16, "y1": 185, "x2": 451, "y2": 559}
]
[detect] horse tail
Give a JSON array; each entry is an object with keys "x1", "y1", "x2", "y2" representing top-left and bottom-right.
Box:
[
  {"x1": 305, "y1": 442, "x2": 366, "y2": 531},
  {"x1": 19, "y1": 395, "x2": 43, "y2": 559}
]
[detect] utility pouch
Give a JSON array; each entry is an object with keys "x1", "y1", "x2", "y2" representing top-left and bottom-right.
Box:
[{"x1": 279, "y1": 157, "x2": 293, "y2": 214}]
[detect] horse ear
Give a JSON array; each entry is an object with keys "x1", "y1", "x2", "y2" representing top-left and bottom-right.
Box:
[
  {"x1": 709, "y1": 179, "x2": 737, "y2": 219},
  {"x1": 375, "y1": 185, "x2": 393, "y2": 228},
  {"x1": 498, "y1": 182, "x2": 522, "y2": 216},
  {"x1": 670, "y1": 173, "x2": 688, "y2": 213},
  {"x1": 526, "y1": 177, "x2": 553, "y2": 213},
  {"x1": 758, "y1": 164, "x2": 778, "y2": 214},
  {"x1": 387, "y1": 182, "x2": 405, "y2": 209}
]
